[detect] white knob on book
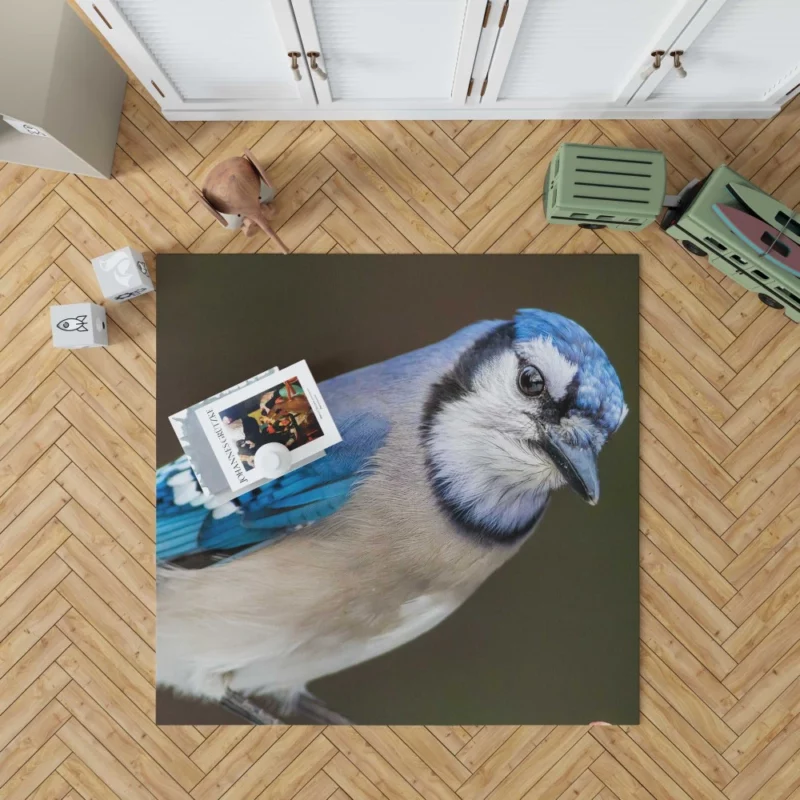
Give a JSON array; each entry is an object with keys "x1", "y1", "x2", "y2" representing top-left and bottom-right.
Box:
[{"x1": 255, "y1": 443, "x2": 292, "y2": 479}]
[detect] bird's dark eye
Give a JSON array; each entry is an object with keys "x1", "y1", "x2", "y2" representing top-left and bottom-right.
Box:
[{"x1": 517, "y1": 365, "x2": 545, "y2": 397}]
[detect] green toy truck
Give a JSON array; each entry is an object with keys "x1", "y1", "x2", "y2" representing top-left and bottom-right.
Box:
[
  {"x1": 660, "y1": 165, "x2": 800, "y2": 323},
  {"x1": 543, "y1": 143, "x2": 800, "y2": 322}
]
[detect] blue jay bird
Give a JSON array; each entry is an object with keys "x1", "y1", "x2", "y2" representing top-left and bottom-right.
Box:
[{"x1": 156, "y1": 309, "x2": 627, "y2": 723}]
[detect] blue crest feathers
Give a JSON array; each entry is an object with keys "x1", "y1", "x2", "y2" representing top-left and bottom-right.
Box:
[{"x1": 513, "y1": 309, "x2": 626, "y2": 434}]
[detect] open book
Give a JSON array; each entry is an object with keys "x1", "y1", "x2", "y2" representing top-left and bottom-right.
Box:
[{"x1": 169, "y1": 360, "x2": 341, "y2": 498}]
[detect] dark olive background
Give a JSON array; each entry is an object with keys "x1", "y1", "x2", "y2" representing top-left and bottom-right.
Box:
[{"x1": 156, "y1": 254, "x2": 639, "y2": 725}]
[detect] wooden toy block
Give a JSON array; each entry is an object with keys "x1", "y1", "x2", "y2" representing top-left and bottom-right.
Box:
[
  {"x1": 92, "y1": 246, "x2": 154, "y2": 301},
  {"x1": 50, "y1": 302, "x2": 107, "y2": 348}
]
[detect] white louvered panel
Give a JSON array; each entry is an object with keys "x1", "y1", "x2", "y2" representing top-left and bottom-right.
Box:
[
  {"x1": 113, "y1": 0, "x2": 294, "y2": 101},
  {"x1": 651, "y1": 0, "x2": 800, "y2": 101},
  {"x1": 309, "y1": 0, "x2": 468, "y2": 101},
  {"x1": 498, "y1": 0, "x2": 681, "y2": 101}
]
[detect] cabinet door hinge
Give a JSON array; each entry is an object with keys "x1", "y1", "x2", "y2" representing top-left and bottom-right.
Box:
[
  {"x1": 480, "y1": 77, "x2": 488, "y2": 97},
  {"x1": 467, "y1": 77, "x2": 474, "y2": 97},
  {"x1": 499, "y1": 0, "x2": 509, "y2": 27},
  {"x1": 482, "y1": 0, "x2": 492, "y2": 27}
]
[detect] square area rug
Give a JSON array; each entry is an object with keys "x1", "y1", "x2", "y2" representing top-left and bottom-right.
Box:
[{"x1": 155, "y1": 254, "x2": 639, "y2": 725}]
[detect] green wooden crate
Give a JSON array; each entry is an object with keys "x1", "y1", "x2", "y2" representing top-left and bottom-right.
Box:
[
  {"x1": 544, "y1": 143, "x2": 667, "y2": 231},
  {"x1": 661, "y1": 164, "x2": 800, "y2": 323}
]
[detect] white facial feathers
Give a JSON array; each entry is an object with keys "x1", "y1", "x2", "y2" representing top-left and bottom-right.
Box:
[
  {"x1": 515, "y1": 337, "x2": 578, "y2": 401},
  {"x1": 426, "y1": 350, "x2": 565, "y2": 530}
]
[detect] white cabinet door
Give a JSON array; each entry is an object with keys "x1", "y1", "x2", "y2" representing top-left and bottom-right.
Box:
[
  {"x1": 632, "y1": 0, "x2": 800, "y2": 109},
  {"x1": 75, "y1": 0, "x2": 316, "y2": 112},
  {"x1": 290, "y1": 0, "x2": 486, "y2": 108},
  {"x1": 479, "y1": 0, "x2": 707, "y2": 110}
]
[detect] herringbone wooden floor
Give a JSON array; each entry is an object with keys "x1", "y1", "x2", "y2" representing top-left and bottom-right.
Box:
[{"x1": 2, "y1": 69, "x2": 800, "y2": 799}]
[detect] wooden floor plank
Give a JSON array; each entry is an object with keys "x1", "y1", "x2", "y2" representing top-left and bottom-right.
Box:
[
  {"x1": 666, "y1": 120, "x2": 735, "y2": 171},
  {"x1": 0, "y1": 170, "x2": 65, "y2": 243},
  {"x1": 722, "y1": 464, "x2": 800, "y2": 553},
  {"x1": 363, "y1": 120, "x2": 469, "y2": 210},
  {"x1": 56, "y1": 392, "x2": 153, "y2": 498},
  {"x1": 723, "y1": 642, "x2": 800, "y2": 734},
  {"x1": 56, "y1": 576, "x2": 154, "y2": 683},
  {"x1": 56, "y1": 716, "x2": 157, "y2": 800},
  {"x1": 0, "y1": 264, "x2": 69, "y2": 348},
  {"x1": 111, "y1": 148, "x2": 202, "y2": 249},
  {"x1": 641, "y1": 501, "x2": 736, "y2": 608},
  {"x1": 454, "y1": 121, "x2": 506, "y2": 155},
  {"x1": 458, "y1": 121, "x2": 599, "y2": 252},
  {"x1": 621, "y1": 717, "x2": 729, "y2": 800},
  {"x1": 723, "y1": 554, "x2": 800, "y2": 663},
  {"x1": 321, "y1": 173, "x2": 416, "y2": 254},
  {"x1": 0, "y1": 626, "x2": 71, "y2": 720},
  {"x1": 0, "y1": 698, "x2": 71, "y2": 791},
  {"x1": 631, "y1": 120, "x2": 712, "y2": 181},
  {"x1": 189, "y1": 728, "x2": 286, "y2": 800},
  {"x1": 257, "y1": 191, "x2": 335, "y2": 255},
  {"x1": 456, "y1": 727, "x2": 552, "y2": 800},
  {"x1": 324, "y1": 131, "x2": 460, "y2": 250},
  {"x1": 261, "y1": 122, "x2": 335, "y2": 193},
  {"x1": 454, "y1": 119, "x2": 576, "y2": 229},
  {"x1": 0, "y1": 163, "x2": 36, "y2": 207},
  {"x1": 0, "y1": 193, "x2": 69, "y2": 277},
  {"x1": 0, "y1": 228, "x2": 68, "y2": 317},
  {"x1": 322, "y1": 208, "x2": 381, "y2": 254},
  {"x1": 56, "y1": 536, "x2": 153, "y2": 643},
  {"x1": 122, "y1": 85, "x2": 202, "y2": 176},
  {"x1": 1, "y1": 733, "x2": 71, "y2": 800},
  {"x1": 454, "y1": 121, "x2": 538, "y2": 192},
  {"x1": 639, "y1": 680, "x2": 737, "y2": 790},
  {"x1": 642, "y1": 572, "x2": 737, "y2": 683},
  {"x1": 187, "y1": 122, "x2": 237, "y2": 158},
  {"x1": 116, "y1": 116, "x2": 200, "y2": 212},
  {"x1": 0, "y1": 591, "x2": 70, "y2": 684},
  {"x1": 641, "y1": 392, "x2": 735, "y2": 500},
  {"x1": 399, "y1": 120, "x2": 469, "y2": 174},
  {"x1": 723, "y1": 676, "x2": 800, "y2": 773},
  {"x1": 640, "y1": 357, "x2": 735, "y2": 463},
  {"x1": 57, "y1": 682, "x2": 194, "y2": 800},
  {"x1": 0, "y1": 553, "x2": 70, "y2": 644},
  {"x1": 55, "y1": 463, "x2": 153, "y2": 564},
  {"x1": 642, "y1": 531, "x2": 736, "y2": 643},
  {"x1": 56, "y1": 607, "x2": 154, "y2": 718}
]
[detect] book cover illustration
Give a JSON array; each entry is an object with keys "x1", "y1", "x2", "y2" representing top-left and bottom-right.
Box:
[{"x1": 188, "y1": 360, "x2": 341, "y2": 494}]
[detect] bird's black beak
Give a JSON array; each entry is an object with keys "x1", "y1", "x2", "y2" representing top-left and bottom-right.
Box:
[{"x1": 541, "y1": 433, "x2": 600, "y2": 505}]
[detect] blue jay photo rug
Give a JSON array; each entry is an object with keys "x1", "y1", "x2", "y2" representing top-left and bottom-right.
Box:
[{"x1": 155, "y1": 254, "x2": 639, "y2": 726}]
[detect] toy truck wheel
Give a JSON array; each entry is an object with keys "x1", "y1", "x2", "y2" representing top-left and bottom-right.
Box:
[
  {"x1": 682, "y1": 240, "x2": 707, "y2": 257},
  {"x1": 758, "y1": 293, "x2": 784, "y2": 310},
  {"x1": 578, "y1": 223, "x2": 606, "y2": 230}
]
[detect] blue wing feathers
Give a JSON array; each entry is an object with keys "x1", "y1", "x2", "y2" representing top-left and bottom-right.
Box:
[
  {"x1": 244, "y1": 476, "x2": 357, "y2": 517},
  {"x1": 156, "y1": 410, "x2": 390, "y2": 566}
]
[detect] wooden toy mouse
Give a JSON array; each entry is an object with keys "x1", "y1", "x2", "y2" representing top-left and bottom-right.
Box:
[{"x1": 196, "y1": 149, "x2": 289, "y2": 254}]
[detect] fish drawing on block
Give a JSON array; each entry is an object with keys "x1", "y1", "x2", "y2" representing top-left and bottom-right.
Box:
[
  {"x1": 56, "y1": 315, "x2": 89, "y2": 332},
  {"x1": 727, "y1": 183, "x2": 800, "y2": 247},
  {"x1": 713, "y1": 204, "x2": 800, "y2": 277}
]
